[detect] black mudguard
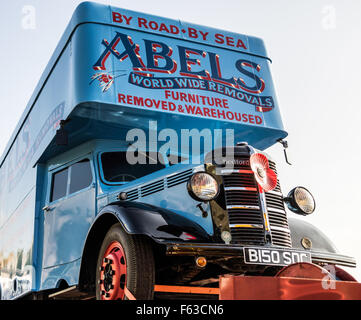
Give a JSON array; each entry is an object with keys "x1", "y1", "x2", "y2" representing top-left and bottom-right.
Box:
[
  {"x1": 96, "y1": 201, "x2": 212, "y2": 243},
  {"x1": 288, "y1": 217, "x2": 338, "y2": 253}
]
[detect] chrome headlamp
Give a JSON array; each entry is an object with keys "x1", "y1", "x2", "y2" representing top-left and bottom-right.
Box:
[
  {"x1": 187, "y1": 172, "x2": 219, "y2": 202},
  {"x1": 284, "y1": 186, "x2": 316, "y2": 215}
]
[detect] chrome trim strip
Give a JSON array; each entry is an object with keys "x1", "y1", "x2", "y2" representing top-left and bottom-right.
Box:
[
  {"x1": 220, "y1": 169, "x2": 253, "y2": 175},
  {"x1": 260, "y1": 196, "x2": 271, "y2": 235},
  {"x1": 227, "y1": 205, "x2": 260, "y2": 210},
  {"x1": 266, "y1": 190, "x2": 283, "y2": 197},
  {"x1": 311, "y1": 251, "x2": 357, "y2": 268},
  {"x1": 267, "y1": 207, "x2": 287, "y2": 215},
  {"x1": 224, "y1": 187, "x2": 257, "y2": 191},
  {"x1": 270, "y1": 225, "x2": 291, "y2": 233},
  {"x1": 230, "y1": 224, "x2": 264, "y2": 229}
]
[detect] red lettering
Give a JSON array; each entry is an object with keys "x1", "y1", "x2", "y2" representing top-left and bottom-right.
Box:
[
  {"x1": 112, "y1": 12, "x2": 122, "y2": 23},
  {"x1": 217, "y1": 109, "x2": 225, "y2": 119},
  {"x1": 179, "y1": 92, "x2": 187, "y2": 102},
  {"x1": 195, "y1": 107, "x2": 203, "y2": 116},
  {"x1": 159, "y1": 23, "x2": 170, "y2": 33},
  {"x1": 112, "y1": 12, "x2": 133, "y2": 25},
  {"x1": 126, "y1": 95, "x2": 133, "y2": 105},
  {"x1": 169, "y1": 102, "x2": 176, "y2": 111},
  {"x1": 118, "y1": 94, "x2": 179, "y2": 113},
  {"x1": 161, "y1": 100, "x2": 167, "y2": 110},
  {"x1": 215, "y1": 33, "x2": 224, "y2": 44},
  {"x1": 185, "y1": 105, "x2": 196, "y2": 114},
  {"x1": 153, "y1": 99, "x2": 161, "y2": 109},
  {"x1": 188, "y1": 27, "x2": 198, "y2": 39},
  {"x1": 123, "y1": 15, "x2": 132, "y2": 25},
  {"x1": 145, "y1": 99, "x2": 152, "y2": 107},
  {"x1": 215, "y1": 98, "x2": 222, "y2": 108},
  {"x1": 223, "y1": 99, "x2": 229, "y2": 108},
  {"x1": 133, "y1": 96, "x2": 144, "y2": 106},
  {"x1": 226, "y1": 36, "x2": 234, "y2": 46},
  {"x1": 165, "y1": 90, "x2": 171, "y2": 99},
  {"x1": 170, "y1": 25, "x2": 180, "y2": 34},
  {"x1": 138, "y1": 17, "x2": 148, "y2": 28},
  {"x1": 226, "y1": 111, "x2": 234, "y2": 120},
  {"x1": 118, "y1": 93, "x2": 126, "y2": 103},
  {"x1": 149, "y1": 21, "x2": 158, "y2": 30},
  {"x1": 199, "y1": 30, "x2": 209, "y2": 41},
  {"x1": 203, "y1": 107, "x2": 211, "y2": 117},
  {"x1": 237, "y1": 39, "x2": 247, "y2": 49}
]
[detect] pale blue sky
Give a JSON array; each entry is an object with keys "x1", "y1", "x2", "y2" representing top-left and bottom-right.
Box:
[{"x1": 0, "y1": 0, "x2": 360, "y2": 280}]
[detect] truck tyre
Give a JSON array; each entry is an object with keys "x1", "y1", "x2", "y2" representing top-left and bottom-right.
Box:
[{"x1": 95, "y1": 223, "x2": 155, "y2": 300}]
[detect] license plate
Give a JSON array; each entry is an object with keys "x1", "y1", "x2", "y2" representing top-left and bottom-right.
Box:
[{"x1": 243, "y1": 247, "x2": 312, "y2": 266}]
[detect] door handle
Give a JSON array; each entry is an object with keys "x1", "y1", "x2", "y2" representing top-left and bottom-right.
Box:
[{"x1": 42, "y1": 205, "x2": 53, "y2": 212}]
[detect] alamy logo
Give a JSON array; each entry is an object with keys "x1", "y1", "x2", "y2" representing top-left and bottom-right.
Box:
[
  {"x1": 125, "y1": 120, "x2": 236, "y2": 168},
  {"x1": 321, "y1": 265, "x2": 337, "y2": 290},
  {"x1": 21, "y1": 5, "x2": 36, "y2": 30}
]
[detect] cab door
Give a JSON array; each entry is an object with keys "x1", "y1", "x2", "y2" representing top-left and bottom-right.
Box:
[{"x1": 43, "y1": 157, "x2": 96, "y2": 268}]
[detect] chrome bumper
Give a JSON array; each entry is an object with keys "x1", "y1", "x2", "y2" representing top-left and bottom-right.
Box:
[{"x1": 164, "y1": 242, "x2": 357, "y2": 268}]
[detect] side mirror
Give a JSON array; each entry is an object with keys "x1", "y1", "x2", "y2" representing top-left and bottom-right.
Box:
[{"x1": 56, "y1": 120, "x2": 69, "y2": 146}]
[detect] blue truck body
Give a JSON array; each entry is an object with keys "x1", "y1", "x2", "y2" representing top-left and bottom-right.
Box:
[{"x1": 0, "y1": 2, "x2": 356, "y2": 300}]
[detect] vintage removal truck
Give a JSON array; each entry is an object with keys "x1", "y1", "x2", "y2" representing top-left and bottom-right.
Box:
[{"x1": 0, "y1": 2, "x2": 359, "y2": 300}]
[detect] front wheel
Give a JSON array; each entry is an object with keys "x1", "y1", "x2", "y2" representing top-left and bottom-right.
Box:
[{"x1": 95, "y1": 223, "x2": 155, "y2": 300}]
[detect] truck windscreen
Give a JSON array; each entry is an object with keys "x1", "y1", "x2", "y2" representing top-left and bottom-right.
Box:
[{"x1": 101, "y1": 151, "x2": 166, "y2": 183}]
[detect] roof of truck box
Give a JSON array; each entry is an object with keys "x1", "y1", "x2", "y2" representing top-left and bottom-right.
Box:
[{"x1": 0, "y1": 1, "x2": 281, "y2": 167}]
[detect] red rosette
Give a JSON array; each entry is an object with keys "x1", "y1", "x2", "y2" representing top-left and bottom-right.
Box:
[{"x1": 250, "y1": 153, "x2": 278, "y2": 192}]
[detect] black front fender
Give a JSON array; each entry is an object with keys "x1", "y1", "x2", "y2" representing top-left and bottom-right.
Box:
[
  {"x1": 288, "y1": 217, "x2": 338, "y2": 253},
  {"x1": 96, "y1": 201, "x2": 212, "y2": 243}
]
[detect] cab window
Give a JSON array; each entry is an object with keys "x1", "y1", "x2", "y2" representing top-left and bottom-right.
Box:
[
  {"x1": 51, "y1": 167, "x2": 69, "y2": 202},
  {"x1": 69, "y1": 159, "x2": 92, "y2": 194},
  {"x1": 101, "y1": 152, "x2": 165, "y2": 183},
  {"x1": 50, "y1": 159, "x2": 92, "y2": 202}
]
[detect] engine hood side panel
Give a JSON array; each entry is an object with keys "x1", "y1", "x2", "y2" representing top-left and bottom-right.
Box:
[{"x1": 288, "y1": 217, "x2": 338, "y2": 254}]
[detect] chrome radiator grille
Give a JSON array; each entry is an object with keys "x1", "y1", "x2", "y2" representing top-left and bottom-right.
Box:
[
  {"x1": 265, "y1": 161, "x2": 292, "y2": 247},
  {"x1": 220, "y1": 155, "x2": 292, "y2": 247}
]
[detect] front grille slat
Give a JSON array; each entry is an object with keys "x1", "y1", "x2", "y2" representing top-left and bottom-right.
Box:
[
  {"x1": 126, "y1": 189, "x2": 139, "y2": 201},
  {"x1": 141, "y1": 179, "x2": 165, "y2": 197},
  {"x1": 229, "y1": 228, "x2": 265, "y2": 245},
  {"x1": 228, "y1": 210, "x2": 264, "y2": 225},
  {"x1": 225, "y1": 191, "x2": 259, "y2": 205},
  {"x1": 167, "y1": 169, "x2": 193, "y2": 188},
  {"x1": 265, "y1": 160, "x2": 292, "y2": 247},
  {"x1": 268, "y1": 217, "x2": 288, "y2": 227},
  {"x1": 218, "y1": 154, "x2": 292, "y2": 248}
]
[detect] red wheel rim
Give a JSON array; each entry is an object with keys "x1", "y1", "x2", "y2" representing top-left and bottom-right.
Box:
[{"x1": 99, "y1": 241, "x2": 127, "y2": 300}]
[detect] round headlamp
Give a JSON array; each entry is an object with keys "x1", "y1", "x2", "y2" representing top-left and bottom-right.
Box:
[
  {"x1": 284, "y1": 186, "x2": 316, "y2": 215},
  {"x1": 188, "y1": 172, "x2": 219, "y2": 202}
]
